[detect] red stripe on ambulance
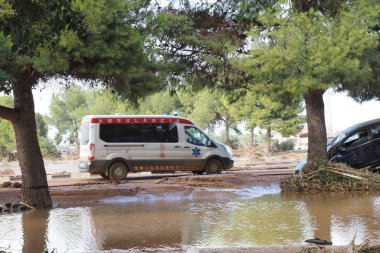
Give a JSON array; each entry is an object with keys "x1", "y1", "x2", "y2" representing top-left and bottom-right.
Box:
[{"x1": 89, "y1": 117, "x2": 193, "y2": 124}]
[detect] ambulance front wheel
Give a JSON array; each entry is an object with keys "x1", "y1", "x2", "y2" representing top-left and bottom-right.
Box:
[
  {"x1": 205, "y1": 159, "x2": 223, "y2": 174},
  {"x1": 109, "y1": 162, "x2": 128, "y2": 181}
]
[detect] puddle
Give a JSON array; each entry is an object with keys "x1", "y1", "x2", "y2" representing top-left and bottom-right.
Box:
[
  {"x1": 1, "y1": 187, "x2": 380, "y2": 252},
  {"x1": 239, "y1": 184, "x2": 282, "y2": 198}
]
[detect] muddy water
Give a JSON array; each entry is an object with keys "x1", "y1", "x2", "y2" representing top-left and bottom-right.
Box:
[{"x1": 2, "y1": 185, "x2": 380, "y2": 252}]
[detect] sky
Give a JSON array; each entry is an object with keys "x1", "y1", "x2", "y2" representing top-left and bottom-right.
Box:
[
  {"x1": 32, "y1": 85, "x2": 380, "y2": 137},
  {"x1": 323, "y1": 90, "x2": 380, "y2": 135}
]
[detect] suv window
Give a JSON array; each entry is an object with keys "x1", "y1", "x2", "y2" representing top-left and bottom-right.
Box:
[
  {"x1": 370, "y1": 124, "x2": 380, "y2": 140},
  {"x1": 99, "y1": 123, "x2": 178, "y2": 143},
  {"x1": 185, "y1": 126, "x2": 209, "y2": 146},
  {"x1": 342, "y1": 129, "x2": 369, "y2": 149}
]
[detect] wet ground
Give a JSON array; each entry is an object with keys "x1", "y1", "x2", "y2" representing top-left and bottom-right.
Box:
[
  {"x1": 0, "y1": 169, "x2": 378, "y2": 253},
  {"x1": 1, "y1": 152, "x2": 374, "y2": 252}
]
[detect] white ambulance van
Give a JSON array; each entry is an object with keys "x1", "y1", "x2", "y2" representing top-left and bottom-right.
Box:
[{"x1": 79, "y1": 115, "x2": 234, "y2": 180}]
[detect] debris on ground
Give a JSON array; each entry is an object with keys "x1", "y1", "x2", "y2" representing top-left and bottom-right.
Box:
[
  {"x1": 281, "y1": 162, "x2": 380, "y2": 191},
  {"x1": 305, "y1": 238, "x2": 333, "y2": 245},
  {"x1": 0, "y1": 201, "x2": 33, "y2": 214},
  {"x1": 1, "y1": 181, "x2": 22, "y2": 188},
  {"x1": 0, "y1": 169, "x2": 15, "y2": 176},
  {"x1": 52, "y1": 171, "x2": 71, "y2": 177},
  {"x1": 161, "y1": 176, "x2": 240, "y2": 188}
]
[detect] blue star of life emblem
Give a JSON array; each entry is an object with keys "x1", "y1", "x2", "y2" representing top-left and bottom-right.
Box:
[{"x1": 192, "y1": 147, "x2": 201, "y2": 157}]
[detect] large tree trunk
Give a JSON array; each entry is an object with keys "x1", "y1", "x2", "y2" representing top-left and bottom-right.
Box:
[
  {"x1": 304, "y1": 89, "x2": 328, "y2": 163},
  {"x1": 11, "y1": 69, "x2": 52, "y2": 208}
]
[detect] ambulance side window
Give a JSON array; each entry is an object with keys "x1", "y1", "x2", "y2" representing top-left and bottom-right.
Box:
[
  {"x1": 99, "y1": 123, "x2": 178, "y2": 143},
  {"x1": 185, "y1": 126, "x2": 208, "y2": 146},
  {"x1": 100, "y1": 124, "x2": 143, "y2": 142},
  {"x1": 143, "y1": 123, "x2": 178, "y2": 143}
]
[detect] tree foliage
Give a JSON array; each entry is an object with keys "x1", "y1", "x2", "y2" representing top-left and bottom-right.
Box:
[
  {"x1": 242, "y1": 2, "x2": 378, "y2": 95},
  {"x1": 240, "y1": 0, "x2": 379, "y2": 161},
  {"x1": 232, "y1": 91, "x2": 304, "y2": 137},
  {"x1": 0, "y1": 0, "x2": 160, "y2": 208},
  {"x1": 48, "y1": 85, "x2": 88, "y2": 146},
  {"x1": 153, "y1": 0, "x2": 276, "y2": 91},
  {"x1": 0, "y1": 96, "x2": 15, "y2": 153},
  {"x1": 0, "y1": 96, "x2": 55, "y2": 155},
  {"x1": 0, "y1": 0, "x2": 159, "y2": 98},
  {"x1": 48, "y1": 84, "x2": 127, "y2": 146}
]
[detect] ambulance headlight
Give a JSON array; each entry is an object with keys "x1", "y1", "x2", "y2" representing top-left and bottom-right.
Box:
[{"x1": 223, "y1": 145, "x2": 233, "y2": 156}]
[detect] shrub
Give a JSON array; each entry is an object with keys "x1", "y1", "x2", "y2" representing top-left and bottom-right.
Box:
[{"x1": 273, "y1": 139, "x2": 295, "y2": 151}]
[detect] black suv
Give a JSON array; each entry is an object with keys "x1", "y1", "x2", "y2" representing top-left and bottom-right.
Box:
[
  {"x1": 327, "y1": 118, "x2": 380, "y2": 169},
  {"x1": 295, "y1": 118, "x2": 380, "y2": 174}
]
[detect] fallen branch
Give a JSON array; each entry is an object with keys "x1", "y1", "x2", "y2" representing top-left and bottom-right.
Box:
[
  {"x1": 303, "y1": 169, "x2": 323, "y2": 178},
  {"x1": 155, "y1": 177, "x2": 168, "y2": 184},
  {"x1": 326, "y1": 169, "x2": 366, "y2": 180},
  {"x1": 20, "y1": 201, "x2": 35, "y2": 210},
  {"x1": 329, "y1": 166, "x2": 368, "y2": 177}
]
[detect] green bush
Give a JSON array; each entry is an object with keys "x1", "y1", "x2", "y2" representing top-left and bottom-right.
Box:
[
  {"x1": 273, "y1": 139, "x2": 295, "y2": 151},
  {"x1": 39, "y1": 137, "x2": 58, "y2": 157}
]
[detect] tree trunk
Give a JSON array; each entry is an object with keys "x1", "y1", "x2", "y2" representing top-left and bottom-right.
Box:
[
  {"x1": 250, "y1": 127, "x2": 254, "y2": 147},
  {"x1": 11, "y1": 70, "x2": 52, "y2": 208},
  {"x1": 304, "y1": 89, "x2": 328, "y2": 163},
  {"x1": 225, "y1": 123, "x2": 230, "y2": 146},
  {"x1": 266, "y1": 126, "x2": 271, "y2": 153}
]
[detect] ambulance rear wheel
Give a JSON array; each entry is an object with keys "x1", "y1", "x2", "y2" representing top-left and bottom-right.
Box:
[
  {"x1": 205, "y1": 159, "x2": 223, "y2": 174},
  {"x1": 109, "y1": 162, "x2": 128, "y2": 181}
]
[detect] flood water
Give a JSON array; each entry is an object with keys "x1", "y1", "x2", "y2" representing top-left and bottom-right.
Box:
[{"x1": 2, "y1": 184, "x2": 380, "y2": 252}]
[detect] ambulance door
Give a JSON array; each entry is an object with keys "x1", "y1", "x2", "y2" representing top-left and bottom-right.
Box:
[
  {"x1": 176, "y1": 125, "x2": 211, "y2": 170},
  {"x1": 143, "y1": 123, "x2": 181, "y2": 171}
]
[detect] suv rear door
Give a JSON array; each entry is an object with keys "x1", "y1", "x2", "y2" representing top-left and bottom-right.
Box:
[{"x1": 336, "y1": 124, "x2": 380, "y2": 168}]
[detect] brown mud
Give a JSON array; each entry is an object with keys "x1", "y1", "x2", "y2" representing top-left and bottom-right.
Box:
[{"x1": 1, "y1": 151, "x2": 364, "y2": 252}]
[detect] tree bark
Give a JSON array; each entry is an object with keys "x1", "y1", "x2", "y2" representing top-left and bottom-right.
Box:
[
  {"x1": 304, "y1": 89, "x2": 328, "y2": 163},
  {"x1": 250, "y1": 127, "x2": 254, "y2": 147},
  {"x1": 225, "y1": 123, "x2": 230, "y2": 146},
  {"x1": 11, "y1": 69, "x2": 52, "y2": 208},
  {"x1": 266, "y1": 126, "x2": 271, "y2": 153}
]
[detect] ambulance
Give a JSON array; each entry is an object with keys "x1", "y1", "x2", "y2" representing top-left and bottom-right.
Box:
[{"x1": 79, "y1": 115, "x2": 234, "y2": 180}]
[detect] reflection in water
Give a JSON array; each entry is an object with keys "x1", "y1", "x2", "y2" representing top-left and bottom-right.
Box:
[
  {"x1": 47, "y1": 207, "x2": 100, "y2": 252},
  {"x1": 0, "y1": 213, "x2": 22, "y2": 252},
  {"x1": 1, "y1": 187, "x2": 380, "y2": 252},
  {"x1": 23, "y1": 209, "x2": 49, "y2": 253},
  {"x1": 185, "y1": 197, "x2": 312, "y2": 247},
  {"x1": 282, "y1": 191, "x2": 380, "y2": 245}
]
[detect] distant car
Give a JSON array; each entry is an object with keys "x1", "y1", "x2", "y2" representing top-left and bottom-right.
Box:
[
  {"x1": 295, "y1": 118, "x2": 380, "y2": 175},
  {"x1": 294, "y1": 144, "x2": 308, "y2": 151}
]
